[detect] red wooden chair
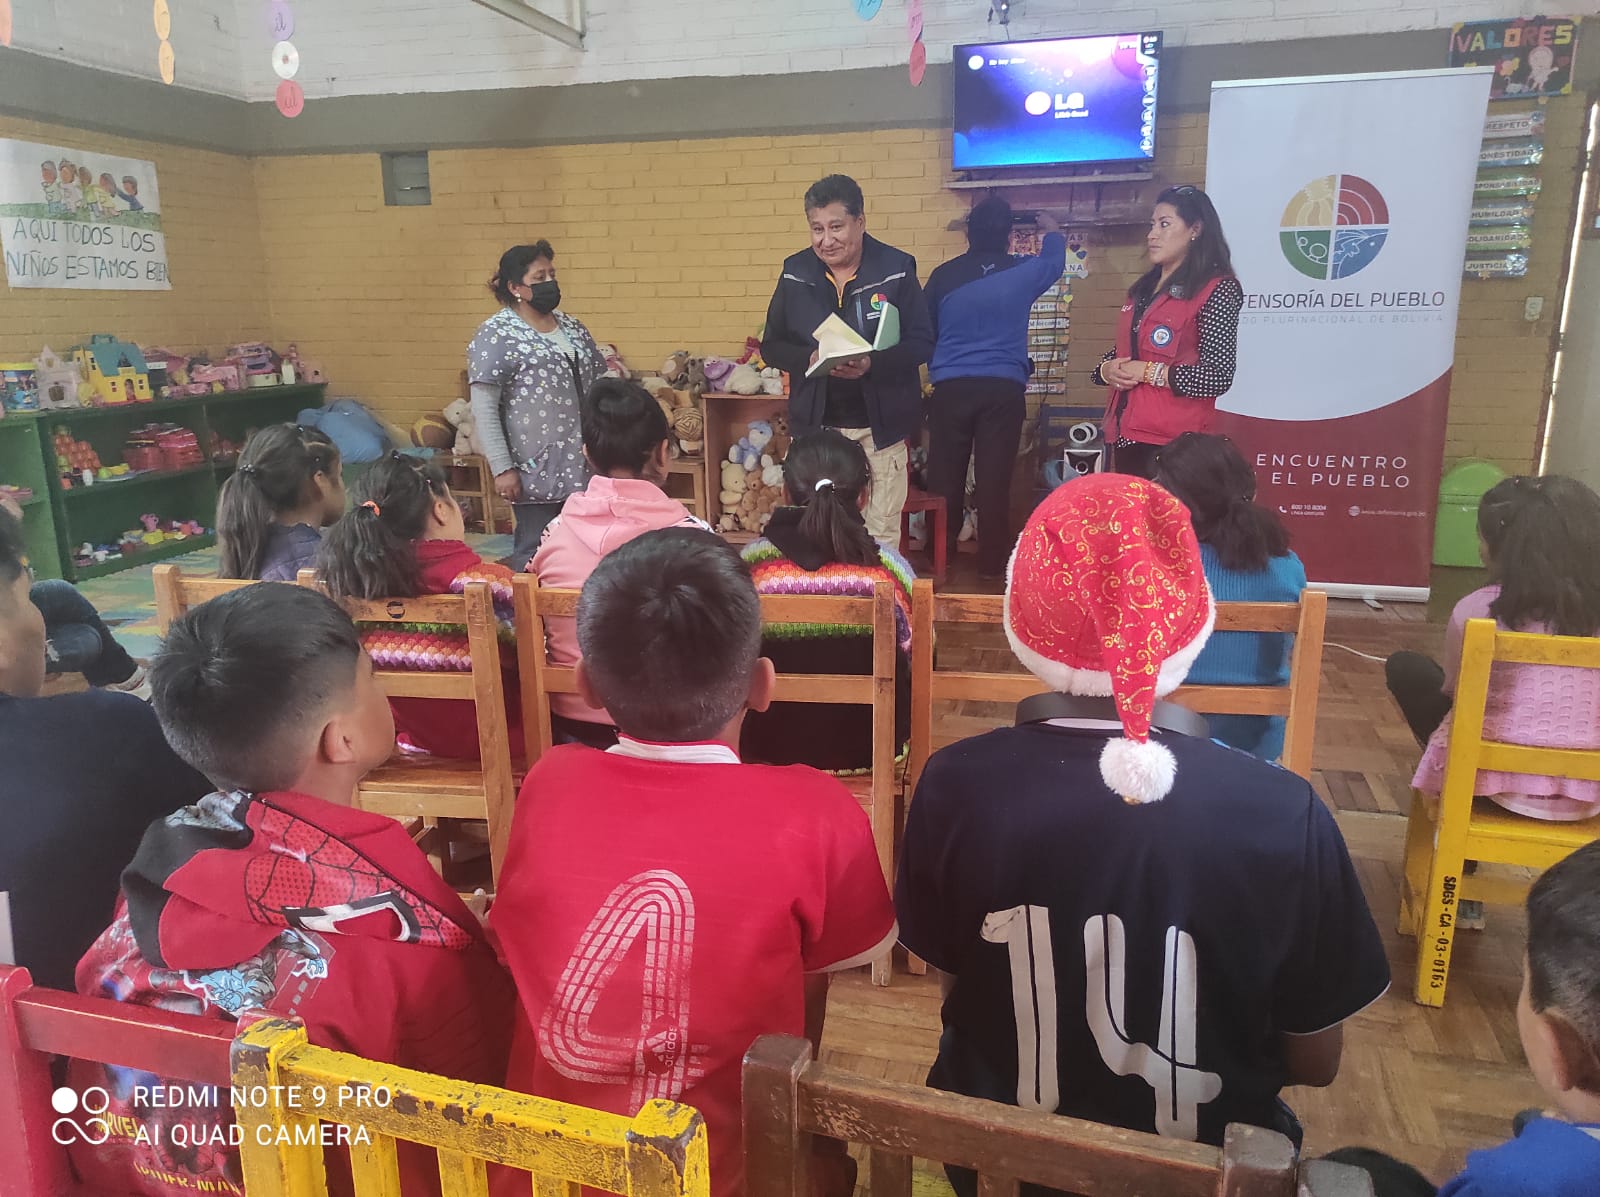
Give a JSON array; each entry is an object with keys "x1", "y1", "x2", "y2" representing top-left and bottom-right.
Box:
[{"x1": 0, "y1": 963, "x2": 248, "y2": 1197}]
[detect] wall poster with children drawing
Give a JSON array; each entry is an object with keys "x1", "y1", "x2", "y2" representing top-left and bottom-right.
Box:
[{"x1": 0, "y1": 138, "x2": 170, "y2": 290}]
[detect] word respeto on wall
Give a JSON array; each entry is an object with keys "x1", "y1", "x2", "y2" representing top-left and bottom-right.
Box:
[{"x1": 0, "y1": 138, "x2": 172, "y2": 291}]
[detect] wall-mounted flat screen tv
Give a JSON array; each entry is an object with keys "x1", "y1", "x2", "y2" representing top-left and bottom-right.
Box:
[{"x1": 952, "y1": 32, "x2": 1162, "y2": 170}]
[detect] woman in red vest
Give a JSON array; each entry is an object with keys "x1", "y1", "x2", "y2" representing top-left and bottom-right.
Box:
[{"x1": 1094, "y1": 185, "x2": 1243, "y2": 477}]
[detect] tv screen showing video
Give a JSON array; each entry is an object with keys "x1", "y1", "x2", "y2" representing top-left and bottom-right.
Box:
[{"x1": 953, "y1": 32, "x2": 1162, "y2": 170}]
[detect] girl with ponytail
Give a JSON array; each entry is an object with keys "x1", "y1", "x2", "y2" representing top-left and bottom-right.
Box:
[
  {"x1": 740, "y1": 429, "x2": 914, "y2": 771},
  {"x1": 1153, "y1": 431, "x2": 1306, "y2": 760},
  {"x1": 1392, "y1": 474, "x2": 1600, "y2": 827},
  {"x1": 318, "y1": 452, "x2": 521, "y2": 761},
  {"x1": 216, "y1": 424, "x2": 344, "y2": 580}
]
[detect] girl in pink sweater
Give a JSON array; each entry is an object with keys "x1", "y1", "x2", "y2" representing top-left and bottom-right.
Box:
[
  {"x1": 531, "y1": 379, "x2": 704, "y2": 746},
  {"x1": 1391, "y1": 475, "x2": 1600, "y2": 822}
]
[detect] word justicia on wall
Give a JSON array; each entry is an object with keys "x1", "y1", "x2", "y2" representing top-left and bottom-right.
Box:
[{"x1": 1255, "y1": 453, "x2": 1412, "y2": 489}]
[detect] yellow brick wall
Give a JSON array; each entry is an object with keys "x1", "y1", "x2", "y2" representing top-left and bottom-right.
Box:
[
  {"x1": 2, "y1": 102, "x2": 1577, "y2": 478},
  {"x1": 0, "y1": 117, "x2": 272, "y2": 363},
  {"x1": 257, "y1": 107, "x2": 1581, "y2": 473}
]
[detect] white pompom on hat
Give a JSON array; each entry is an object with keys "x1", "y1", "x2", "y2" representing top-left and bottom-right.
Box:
[{"x1": 1003, "y1": 473, "x2": 1214, "y2": 803}]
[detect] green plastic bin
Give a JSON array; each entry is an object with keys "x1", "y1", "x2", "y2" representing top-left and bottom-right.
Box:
[{"x1": 1433, "y1": 459, "x2": 1507, "y2": 567}]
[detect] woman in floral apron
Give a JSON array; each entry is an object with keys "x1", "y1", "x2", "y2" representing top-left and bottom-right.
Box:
[{"x1": 468, "y1": 241, "x2": 607, "y2": 569}]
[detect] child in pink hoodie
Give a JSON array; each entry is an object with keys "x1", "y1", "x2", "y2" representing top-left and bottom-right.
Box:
[{"x1": 531, "y1": 378, "x2": 706, "y2": 745}]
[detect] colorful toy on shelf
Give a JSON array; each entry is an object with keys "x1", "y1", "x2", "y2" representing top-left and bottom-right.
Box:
[
  {"x1": 35, "y1": 347, "x2": 89, "y2": 409},
  {"x1": 209, "y1": 430, "x2": 242, "y2": 463},
  {"x1": 52, "y1": 428, "x2": 103, "y2": 482},
  {"x1": 186, "y1": 356, "x2": 242, "y2": 392},
  {"x1": 71, "y1": 334, "x2": 153, "y2": 406},
  {"x1": 284, "y1": 344, "x2": 327, "y2": 386},
  {"x1": 141, "y1": 347, "x2": 188, "y2": 399},
  {"x1": 0, "y1": 484, "x2": 34, "y2": 504},
  {"x1": 0, "y1": 362, "x2": 40, "y2": 411},
  {"x1": 228, "y1": 342, "x2": 281, "y2": 385}
]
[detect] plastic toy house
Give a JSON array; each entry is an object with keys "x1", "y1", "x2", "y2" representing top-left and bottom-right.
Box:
[
  {"x1": 72, "y1": 335, "x2": 152, "y2": 406},
  {"x1": 34, "y1": 346, "x2": 88, "y2": 410}
]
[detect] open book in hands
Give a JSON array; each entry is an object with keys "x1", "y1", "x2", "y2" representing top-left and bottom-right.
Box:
[{"x1": 805, "y1": 303, "x2": 901, "y2": 378}]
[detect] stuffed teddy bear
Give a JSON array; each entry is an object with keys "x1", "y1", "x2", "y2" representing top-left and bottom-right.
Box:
[
  {"x1": 719, "y1": 460, "x2": 747, "y2": 512},
  {"x1": 727, "y1": 363, "x2": 764, "y2": 395},
  {"x1": 443, "y1": 397, "x2": 479, "y2": 456},
  {"x1": 746, "y1": 420, "x2": 774, "y2": 456},
  {"x1": 640, "y1": 375, "x2": 671, "y2": 397},
  {"x1": 768, "y1": 413, "x2": 791, "y2": 460},
  {"x1": 597, "y1": 343, "x2": 630, "y2": 379},
  {"x1": 727, "y1": 436, "x2": 759, "y2": 472},
  {"x1": 760, "y1": 367, "x2": 785, "y2": 396},
  {"x1": 760, "y1": 454, "x2": 784, "y2": 489}
]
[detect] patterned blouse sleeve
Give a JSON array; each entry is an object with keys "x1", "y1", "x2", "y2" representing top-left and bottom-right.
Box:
[
  {"x1": 1090, "y1": 347, "x2": 1116, "y2": 387},
  {"x1": 1170, "y1": 277, "x2": 1243, "y2": 399},
  {"x1": 467, "y1": 316, "x2": 518, "y2": 388}
]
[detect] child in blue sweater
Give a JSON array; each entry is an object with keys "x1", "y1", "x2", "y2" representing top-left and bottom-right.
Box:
[
  {"x1": 1326, "y1": 840, "x2": 1600, "y2": 1196},
  {"x1": 1154, "y1": 432, "x2": 1306, "y2": 760}
]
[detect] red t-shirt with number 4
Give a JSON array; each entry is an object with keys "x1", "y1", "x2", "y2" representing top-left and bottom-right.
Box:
[{"x1": 489, "y1": 740, "x2": 897, "y2": 1197}]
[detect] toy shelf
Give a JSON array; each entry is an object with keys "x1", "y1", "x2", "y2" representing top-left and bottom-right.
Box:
[
  {"x1": 0, "y1": 412, "x2": 62, "y2": 579},
  {"x1": 60, "y1": 462, "x2": 215, "y2": 502},
  {"x1": 26, "y1": 383, "x2": 326, "y2": 581},
  {"x1": 703, "y1": 391, "x2": 788, "y2": 532},
  {"x1": 72, "y1": 534, "x2": 216, "y2": 581}
]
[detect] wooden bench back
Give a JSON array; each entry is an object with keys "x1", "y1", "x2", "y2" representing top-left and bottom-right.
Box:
[
  {"x1": 234, "y1": 1018, "x2": 710, "y2": 1197},
  {"x1": 338, "y1": 583, "x2": 517, "y2": 878},
  {"x1": 153, "y1": 564, "x2": 323, "y2": 634},
  {"x1": 742, "y1": 1035, "x2": 1372, "y2": 1197},
  {"x1": 0, "y1": 964, "x2": 239, "y2": 1197},
  {"x1": 908, "y1": 582, "x2": 1327, "y2": 785}
]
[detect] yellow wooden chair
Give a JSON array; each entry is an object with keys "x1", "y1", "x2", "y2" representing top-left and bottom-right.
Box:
[
  {"x1": 1398, "y1": 617, "x2": 1600, "y2": 1006},
  {"x1": 343, "y1": 583, "x2": 519, "y2": 884},
  {"x1": 515, "y1": 574, "x2": 902, "y2": 985},
  {"x1": 908, "y1": 581, "x2": 1328, "y2": 789},
  {"x1": 233, "y1": 1018, "x2": 709, "y2": 1197},
  {"x1": 743, "y1": 1035, "x2": 1371, "y2": 1197}
]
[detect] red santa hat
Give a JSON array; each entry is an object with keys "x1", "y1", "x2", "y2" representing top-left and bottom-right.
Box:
[{"x1": 1004, "y1": 473, "x2": 1214, "y2": 804}]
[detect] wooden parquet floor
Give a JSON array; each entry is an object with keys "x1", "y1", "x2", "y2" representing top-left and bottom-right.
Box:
[{"x1": 822, "y1": 584, "x2": 1543, "y2": 1188}]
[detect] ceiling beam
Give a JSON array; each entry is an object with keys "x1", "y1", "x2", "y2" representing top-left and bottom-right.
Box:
[{"x1": 469, "y1": 0, "x2": 586, "y2": 50}]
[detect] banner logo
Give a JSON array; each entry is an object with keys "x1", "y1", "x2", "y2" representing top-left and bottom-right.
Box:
[{"x1": 1279, "y1": 174, "x2": 1390, "y2": 281}]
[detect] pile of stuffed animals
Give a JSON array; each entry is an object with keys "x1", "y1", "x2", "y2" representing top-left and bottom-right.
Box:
[{"x1": 717, "y1": 415, "x2": 791, "y2": 534}]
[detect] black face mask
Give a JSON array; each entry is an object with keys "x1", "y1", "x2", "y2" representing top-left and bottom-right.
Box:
[{"x1": 525, "y1": 280, "x2": 561, "y2": 313}]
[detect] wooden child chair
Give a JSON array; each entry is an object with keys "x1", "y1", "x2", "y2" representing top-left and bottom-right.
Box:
[
  {"x1": 515, "y1": 575, "x2": 903, "y2": 985},
  {"x1": 512, "y1": 574, "x2": 584, "y2": 766},
  {"x1": 742, "y1": 1035, "x2": 1373, "y2": 1197},
  {"x1": 908, "y1": 581, "x2": 1328, "y2": 789},
  {"x1": 0, "y1": 963, "x2": 240, "y2": 1197},
  {"x1": 344, "y1": 582, "x2": 519, "y2": 884},
  {"x1": 1398, "y1": 617, "x2": 1600, "y2": 1006},
  {"x1": 235, "y1": 1018, "x2": 709, "y2": 1197}
]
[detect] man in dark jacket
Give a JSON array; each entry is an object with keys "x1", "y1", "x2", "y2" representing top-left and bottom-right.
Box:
[{"x1": 762, "y1": 174, "x2": 934, "y2": 542}]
